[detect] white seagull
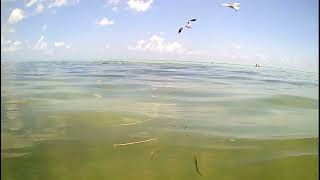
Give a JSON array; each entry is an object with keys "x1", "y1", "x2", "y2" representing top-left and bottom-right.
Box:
[
  {"x1": 178, "y1": 19, "x2": 197, "y2": 33},
  {"x1": 221, "y1": 2, "x2": 240, "y2": 11}
]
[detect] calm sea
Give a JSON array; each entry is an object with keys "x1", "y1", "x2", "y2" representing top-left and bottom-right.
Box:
[{"x1": 1, "y1": 60, "x2": 319, "y2": 180}]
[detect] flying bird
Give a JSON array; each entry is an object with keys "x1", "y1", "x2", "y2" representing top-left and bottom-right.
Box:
[
  {"x1": 221, "y1": 2, "x2": 240, "y2": 11},
  {"x1": 178, "y1": 19, "x2": 197, "y2": 33}
]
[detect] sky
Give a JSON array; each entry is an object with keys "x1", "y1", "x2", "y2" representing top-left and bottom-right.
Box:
[{"x1": 1, "y1": 0, "x2": 319, "y2": 72}]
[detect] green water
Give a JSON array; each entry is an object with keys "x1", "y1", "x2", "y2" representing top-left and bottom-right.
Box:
[{"x1": 1, "y1": 61, "x2": 318, "y2": 179}]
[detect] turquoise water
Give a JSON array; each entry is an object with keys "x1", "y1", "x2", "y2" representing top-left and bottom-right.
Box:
[{"x1": 1, "y1": 61, "x2": 319, "y2": 179}]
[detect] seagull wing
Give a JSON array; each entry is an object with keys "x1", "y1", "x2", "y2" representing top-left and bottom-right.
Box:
[
  {"x1": 178, "y1": 27, "x2": 183, "y2": 33},
  {"x1": 232, "y1": 3, "x2": 240, "y2": 10},
  {"x1": 189, "y1": 19, "x2": 196, "y2": 22},
  {"x1": 221, "y1": 3, "x2": 230, "y2": 7}
]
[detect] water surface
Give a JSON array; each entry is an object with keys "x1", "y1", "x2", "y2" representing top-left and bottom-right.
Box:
[{"x1": 1, "y1": 61, "x2": 318, "y2": 180}]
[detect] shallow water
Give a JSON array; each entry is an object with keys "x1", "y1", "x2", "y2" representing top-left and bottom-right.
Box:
[{"x1": 1, "y1": 60, "x2": 319, "y2": 180}]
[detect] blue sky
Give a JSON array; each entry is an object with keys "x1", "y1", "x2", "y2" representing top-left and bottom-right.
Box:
[{"x1": 1, "y1": 0, "x2": 319, "y2": 72}]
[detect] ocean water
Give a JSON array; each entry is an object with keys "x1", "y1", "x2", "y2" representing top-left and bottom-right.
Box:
[{"x1": 1, "y1": 60, "x2": 319, "y2": 180}]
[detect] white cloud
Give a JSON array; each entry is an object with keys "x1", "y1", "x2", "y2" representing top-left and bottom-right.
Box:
[
  {"x1": 26, "y1": 0, "x2": 37, "y2": 7},
  {"x1": 36, "y1": 3, "x2": 44, "y2": 13},
  {"x1": 48, "y1": 0, "x2": 67, "y2": 8},
  {"x1": 96, "y1": 17, "x2": 114, "y2": 26},
  {"x1": 34, "y1": 35, "x2": 47, "y2": 50},
  {"x1": 129, "y1": 35, "x2": 209, "y2": 58},
  {"x1": 105, "y1": 0, "x2": 119, "y2": 10},
  {"x1": 8, "y1": 8, "x2": 25, "y2": 24},
  {"x1": 105, "y1": 44, "x2": 110, "y2": 49},
  {"x1": 129, "y1": 35, "x2": 186, "y2": 54},
  {"x1": 54, "y1": 41, "x2": 65, "y2": 47},
  {"x1": 136, "y1": 40, "x2": 145, "y2": 48},
  {"x1": 42, "y1": 24, "x2": 47, "y2": 31},
  {"x1": 108, "y1": 0, "x2": 119, "y2": 6},
  {"x1": 127, "y1": 0, "x2": 153, "y2": 12},
  {"x1": 1, "y1": 40, "x2": 22, "y2": 52},
  {"x1": 54, "y1": 41, "x2": 71, "y2": 48},
  {"x1": 47, "y1": 0, "x2": 79, "y2": 8}
]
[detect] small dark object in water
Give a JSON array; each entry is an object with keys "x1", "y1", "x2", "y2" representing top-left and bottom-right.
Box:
[
  {"x1": 184, "y1": 125, "x2": 190, "y2": 136},
  {"x1": 193, "y1": 155, "x2": 202, "y2": 176}
]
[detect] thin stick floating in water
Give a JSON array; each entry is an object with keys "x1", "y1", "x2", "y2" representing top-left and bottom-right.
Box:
[
  {"x1": 113, "y1": 138, "x2": 158, "y2": 147},
  {"x1": 112, "y1": 118, "x2": 153, "y2": 127},
  {"x1": 112, "y1": 122, "x2": 139, "y2": 126}
]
